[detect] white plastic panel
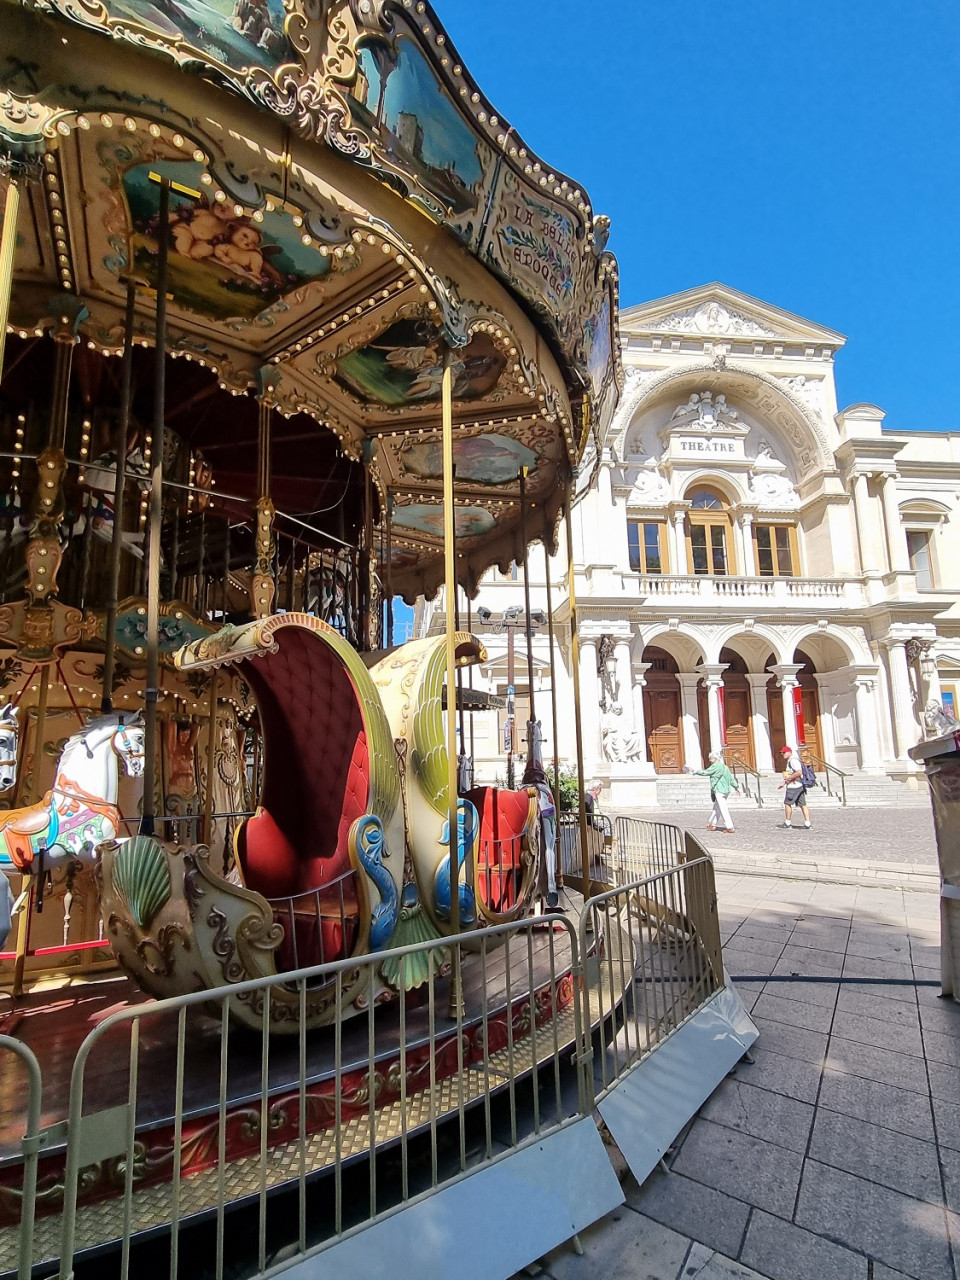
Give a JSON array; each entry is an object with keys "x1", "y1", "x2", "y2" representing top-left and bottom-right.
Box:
[{"x1": 596, "y1": 984, "x2": 758, "y2": 1187}]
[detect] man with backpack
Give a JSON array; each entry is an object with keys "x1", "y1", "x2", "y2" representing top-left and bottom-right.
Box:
[{"x1": 778, "y1": 744, "x2": 815, "y2": 829}]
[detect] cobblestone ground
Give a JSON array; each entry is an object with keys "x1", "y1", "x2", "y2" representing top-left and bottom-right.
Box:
[
  {"x1": 523, "y1": 868, "x2": 953, "y2": 1280},
  {"x1": 632, "y1": 803, "x2": 938, "y2": 869}
]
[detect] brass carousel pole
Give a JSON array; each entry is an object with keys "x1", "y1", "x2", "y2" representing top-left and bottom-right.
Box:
[
  {"x1": 441, "y1": 346, "x2": 463, "y2": 1015},
  {"x1": 518, "y1": 467, "x2": 536, "y2": 726},
  {"x1": 385, "y1": 492, "x2": 394, "y2": 649},
  {"x1": 252, "y1": 368, "x2": 278, "y2": 618},
  {"x1": 564, "y1": 496, "x2": 591, "y2": 902},
  {"x1": 101, "y1": 277, "x2": 138, "y2": 712},
  {"x1": 0, "y1": 165, "x2": 20, "y2": 376},
  {"x1": 140, "y1": 179, "x2": 171, "y2": 837},
  {"x1": 543, "y1": 539, "x2": 561, "y2": 883}
]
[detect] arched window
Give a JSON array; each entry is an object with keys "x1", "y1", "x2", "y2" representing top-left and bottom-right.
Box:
[{"x1": 685, "y1": 486, "x2": 734, "y2": 575}]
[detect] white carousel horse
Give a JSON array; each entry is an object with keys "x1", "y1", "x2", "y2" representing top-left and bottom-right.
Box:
[
  {"x1": 522, "y1": 719, "x2": 559, "y2": 909},
  {"x1": 80, "y1": 447, "x2": 151, "y2": 559},
  {"x1": 0, "y1": 713, "x2": 145, "y2": 872},
  {"x1": 0, "y1": 703, "x2": 18, "y2": 793}
]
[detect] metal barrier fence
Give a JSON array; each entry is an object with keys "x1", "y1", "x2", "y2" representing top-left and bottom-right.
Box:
[
  {"x1": 579, "y1": 855, "x2": 723, "y2": 1101},
  {"x1": 612, "y1": 817, "x2": 684, "y2": 884},
  {"x1": 558, "y1": 811, "x2": 613, "y2": 886},
  {"x1": 0, "y1": 1034, "x2": 43, "y2": 1280},
  {"x1": 0, "y1": 845, "x2": 731, "y2": 1279}
]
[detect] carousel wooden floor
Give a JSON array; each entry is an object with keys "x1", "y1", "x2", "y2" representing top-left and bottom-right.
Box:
[
  {"x1": 0, "y1": 889, "x2": 589, "y2": 1159},
  {"x1": 0, "y1": 891, "x2": 643, "y2": 1269}
]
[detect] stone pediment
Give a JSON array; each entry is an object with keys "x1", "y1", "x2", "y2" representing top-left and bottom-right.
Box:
[{"x1": 621, "y1": 283, "x2": 846, "y2": 349}]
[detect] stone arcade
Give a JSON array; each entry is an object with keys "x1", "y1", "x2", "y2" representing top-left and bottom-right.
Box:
[{"x1": 419, "y1": 283, "x2": 960, "y2": 806}]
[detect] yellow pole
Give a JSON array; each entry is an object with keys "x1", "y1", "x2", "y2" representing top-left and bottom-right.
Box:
[
  {"x1": 564, "y1": 502, "x2": 591, "y2": 902},
  {"x1": 442, "y1": 348, "x2": 463, "y2": 1014},
  {"x1": 0, "y1": 174, "x2": 20, "y2": 378},
  {"x1": 202, "y1": 670, "x2": 219, "y2": 849}
]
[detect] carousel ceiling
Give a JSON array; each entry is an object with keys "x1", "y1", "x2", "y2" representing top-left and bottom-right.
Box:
[{"x1": 0, "y1": 0, "x2": 621, "y2": 599}]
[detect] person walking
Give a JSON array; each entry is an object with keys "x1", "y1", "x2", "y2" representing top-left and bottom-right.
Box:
[
  {"x1": 696, "y1": 752, "x2": 741, "y2": 833},
  {"x1": 778, "y1": 744, "x2": 812, "y2": 829}
]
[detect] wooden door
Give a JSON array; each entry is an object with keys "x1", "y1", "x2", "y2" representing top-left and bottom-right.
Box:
[
  {"x1": 643, "y1": 684, "x2": 684, "y2": 773},
  {"x1": 723, "y1": 683, "x2": 755, "y2": 770}
]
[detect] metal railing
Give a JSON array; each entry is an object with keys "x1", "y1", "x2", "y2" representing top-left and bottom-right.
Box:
[
  {"x1": 0, "y1": 847, "x2": 733, "y2": 1279},
  {"x1": 0, "y1": 1035, "x2": 43, "y2": 1280},
  {"x1": 558, "y1": 810, "x2": 613, "y2": 887},
  {"x1": 580, "y1": 852, "x2": 723, "y2": 1101},
  {"x1": 800, "y1": 749, "x2": 848, "y2": 806},
  {"x1": 613, "y1": 817, "x2": 684, "y2": 884},
  {"x1": 721, "y1": 748, "x2": 764, "y2": 806}
]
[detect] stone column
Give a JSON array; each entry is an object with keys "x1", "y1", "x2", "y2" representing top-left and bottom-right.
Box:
[
  {"x1": 852, "y1": 472, "x2": 882, "y2": 574},
  {"x1": 698, "y1": 664, "x2": 728, "y2": 755},
  {"x1": 613, "y1": 640, "x2": 635, "y2": 729},
  {"x1": 579, "y1": 638, "x2": 600, "y2": 769},
  {"x1": 853, "y1": 674, "x2": 884, "y2": 771},
  {"x1": 739, "y1": 511, "x2": 757, "y2": 576},
  {"x1": 746, "y1": 672, "x2": 775, "y2": 771},
  {"x1": 880, "y1": 473, "x2": 910, "y2": 573},
  {"x1": 677, "y1": 673, "x2": 704, "y2": 769},
  {"x1": 771, "y1": 663, "x2": 804, "y2": 752},
  {"x1": 632, "y1": 662, "x2": 652, "y2": 763},
  {"x1": 884, "y1": 639, "x2": 919, "y2": 761},
  {"x1": 671, "y1": 509, "x2": 687, "y2": 575}
]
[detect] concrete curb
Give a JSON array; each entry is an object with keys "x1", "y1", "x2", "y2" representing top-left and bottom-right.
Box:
[{"x1": 711, "y1": 850, "x2": 939, "y2": 891}]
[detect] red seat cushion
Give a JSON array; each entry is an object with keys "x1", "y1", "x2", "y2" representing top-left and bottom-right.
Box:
[{"x1": 239, "y1": 807, "x2": 299, "y2": 899}]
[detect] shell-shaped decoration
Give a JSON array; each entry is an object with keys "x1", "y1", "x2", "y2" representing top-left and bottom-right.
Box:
[{"x1": 111, "y1": 836, "x2": 172, "y2": 931}]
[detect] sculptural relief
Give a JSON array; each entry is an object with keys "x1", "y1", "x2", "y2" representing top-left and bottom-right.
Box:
[
  {"x1": 749, "y1": 440, "x2": 800, "y2": 509},
  {"x1": 600, "y1": 703, "x2": 644, "y2": 763}
]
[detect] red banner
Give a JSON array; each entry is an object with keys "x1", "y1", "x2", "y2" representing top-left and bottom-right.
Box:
[{"x1": 793, "y1": 686, "x2": 806, "y2": 747}]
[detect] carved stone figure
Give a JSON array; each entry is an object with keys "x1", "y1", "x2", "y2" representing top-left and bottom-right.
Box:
[
  {"x1": 631, "y1": 466, "x2": 669, "y2": 504},
  {"x1": 923, "y1": 700, "x2": 959, "y2": 739},
  {"x1": 601, "y1": 702, "x2": 644, "y2": 763},
  {"x1": 667, "y1": 390, "x2": 742, "y2": 433},
  {"x1": 749, "y1": 441, "x2": 800, "y2": 509}
]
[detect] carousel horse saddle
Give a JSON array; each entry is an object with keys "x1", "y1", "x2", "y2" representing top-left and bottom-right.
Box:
[{"x1": 0, "y1": 799, "x2": 51, "y2": 838}]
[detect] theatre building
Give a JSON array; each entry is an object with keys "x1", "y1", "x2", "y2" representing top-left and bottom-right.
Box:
[{"x1": 417, "y1": 283, "x2": 960, "y2": 806}]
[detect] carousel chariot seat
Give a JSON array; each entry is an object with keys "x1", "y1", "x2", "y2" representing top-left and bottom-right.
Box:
[{"x1": 464, "y1": 784, "x2": 538, "y2": 916}]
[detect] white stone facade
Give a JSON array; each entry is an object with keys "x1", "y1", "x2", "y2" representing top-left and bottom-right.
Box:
[{"x1": 416, "y1": 284, "x2": 960, "y2": 803}]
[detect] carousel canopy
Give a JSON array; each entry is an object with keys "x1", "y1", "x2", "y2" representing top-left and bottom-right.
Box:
[{"x1": 0, "y1": 0, "x2": 621, "y2": 600}]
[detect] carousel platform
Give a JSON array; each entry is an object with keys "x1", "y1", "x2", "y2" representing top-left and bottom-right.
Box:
[{"x1": 0, "y1": 887, "x2": 631, "y2": 1273}]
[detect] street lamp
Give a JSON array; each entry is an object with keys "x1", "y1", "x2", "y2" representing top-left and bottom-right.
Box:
[{"x1": 475, "y1": 605, "x2": 546, "y2": 788}]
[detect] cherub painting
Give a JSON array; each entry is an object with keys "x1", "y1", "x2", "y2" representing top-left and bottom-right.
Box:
[
  {"x1": 336, "y1": 319, "x2": 506, "y2": 407},
  {"x1": 119, "y1": 159, "x2": 331, "y2": 322}
]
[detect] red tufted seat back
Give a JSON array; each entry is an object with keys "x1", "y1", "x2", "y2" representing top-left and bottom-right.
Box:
[
  {"x1": 239, "y1": 629, "x2": 370, "y2": 899},
  {"x1": 464, "y1": 786, "x2": 534, "y2": 913}
]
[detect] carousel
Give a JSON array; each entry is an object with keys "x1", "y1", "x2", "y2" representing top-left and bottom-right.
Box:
[{"x1": 0, "y1": 0, "x2": 627, "y2": 1269}]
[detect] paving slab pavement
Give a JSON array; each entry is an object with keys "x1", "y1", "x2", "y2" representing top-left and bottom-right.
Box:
[{"x1": 515, "y1": 859, "x2": 956, "y2": 1280}]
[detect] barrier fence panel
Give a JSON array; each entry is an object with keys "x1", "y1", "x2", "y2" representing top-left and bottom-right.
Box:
[
  {"x1": 558, "y1": 812, "x2": 613, "y2": 888},
  {"x1": 0, "y1": 1034, "x2": 43, "y2": 1280},
  {"x1": 47, "y1": 915, "x2": 585, "y2": 1280},
  {"x1": 578, "y1": 855, "x2": 724, "y2": 1103},
  {"x1": 612, "y1": 818, "x2": 684, "y2": 885}
]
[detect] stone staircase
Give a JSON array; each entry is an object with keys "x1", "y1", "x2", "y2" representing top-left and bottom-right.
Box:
[{"x1": 654, "y1": 770, "x2": 930, "y2": 809}]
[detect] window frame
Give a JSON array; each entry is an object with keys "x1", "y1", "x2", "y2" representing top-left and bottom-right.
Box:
[
  {"x1": 905, "y1": 528, "x2": 935, "y2": 590},
  {"x1": 684, "y1": 487, "x2": 735, "y2": 576},
  {"x1": 753, "y1": 522, "x2": 799, "y2": 578},
  {"x1": 627, "y1": 518, "x2": 668, "y2": 574}
]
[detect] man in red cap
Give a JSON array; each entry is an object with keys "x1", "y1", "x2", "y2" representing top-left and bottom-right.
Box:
[{"x1": 778, "y1": 744, "x2": 812, "y2": 829}]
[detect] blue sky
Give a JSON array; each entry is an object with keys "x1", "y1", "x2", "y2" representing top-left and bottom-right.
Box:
[{"x1": 435, "y1": 0, "x2": 959, "y2": 432}]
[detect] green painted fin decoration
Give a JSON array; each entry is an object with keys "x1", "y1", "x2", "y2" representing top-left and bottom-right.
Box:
[
  {"x1": 112, "y1": 835, "x2": 172, "y2": 930},
  {"x1": 380, "y1": 900, "x2": 444, "y2": 992},
  {"x1": 411, "y1": 638, "x2": 451, "y2": 816}
]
